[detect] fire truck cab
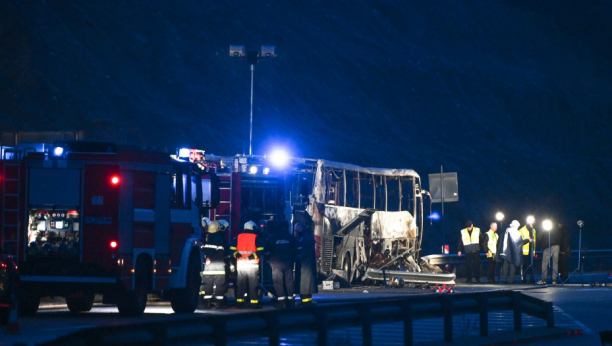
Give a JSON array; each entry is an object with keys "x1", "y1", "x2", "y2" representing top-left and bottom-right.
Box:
[{"x1": 0, "y1": 141, "x2": 213, "y2": 316}]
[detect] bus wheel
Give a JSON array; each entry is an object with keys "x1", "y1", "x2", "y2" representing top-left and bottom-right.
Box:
[
  {"x1": 171, "y1": 250, "x2": 201, "y2": 313},
  {"x1": 343, "y1": 254, "x2": 352, "y2": 284},
  {"x1": 118, "y1": 258, "x2": 150, "y2": 316},
  {"x1": 66, "y1": 292, "x2": 95, "y2": 314},
  {"x1": 18, "y1": 284, "x2": 40, "y2": 317}
]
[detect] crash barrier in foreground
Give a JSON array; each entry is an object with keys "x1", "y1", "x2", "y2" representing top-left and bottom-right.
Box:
[{"x1": 38, "y1": 291, "x2": 554, "y2": 346}]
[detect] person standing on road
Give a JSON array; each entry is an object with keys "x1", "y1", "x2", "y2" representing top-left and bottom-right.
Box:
[
  {"x1": 558, "y1": 222, "x2": 571, "y2": 282},
  {"x1": 265, "y1": 220, "x2": 299, "y2": 309},
  {"x1": 457, "y1": 221, "x2": 484, "y2": 283},
  {"x1": 230, "y1": 221, "x2": 265, "y2": 308},
  {"x1": 484, "y1": 222, "x2": 499, "y2": 283},
  {"x1": 519, "y1": 219, "x2": 537, "y2": 283},
  {"x1": 294, "y1": 222, "x2": 317, "y2": 306},
  {"x1": 537, "y1": 221, "x2": 562, "y2": 284},
  {"x1": 500, "y1": 220, "x2": 532, "y2": 284},
  {"x1": 200, "y1": 220, "x2": 229, "y2": 309}
]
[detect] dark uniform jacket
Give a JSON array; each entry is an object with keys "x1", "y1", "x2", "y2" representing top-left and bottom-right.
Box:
[
  {"x1": 265, "y1": 231, "x2": 299, "y2": 269},
  {"x1": 203, "y1": 232, "x2": 229, "y2": 272}
]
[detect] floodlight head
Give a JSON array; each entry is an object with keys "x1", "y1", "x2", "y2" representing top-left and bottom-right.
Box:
[
  {"x1": 230, "y1": 45, "x2": 246, "y2": 58},
  {"x1": 495, "y1": 212, "x2": 505, "y2": 221},
  {"x1": 53, "y1": 146, "x2": 64, "y2": 157},
  {"x1": 249, "y1": 165, "x2": 258, "y2": 174},
  {"x1": 542, "y1": 219, "x2": 553, "y2": 231},
  {"x1": 261, "y1": 45, "x2": 276, "y2": 58},
  {"x1": 269, "y1": 149, "x2": 289, "y2": 168},
  {"x1": 526, "y1": 215, "x2": 535, "y2": 225},
  {"x1": 577, "y1": 220, "x2": 584, "y2": 227}
]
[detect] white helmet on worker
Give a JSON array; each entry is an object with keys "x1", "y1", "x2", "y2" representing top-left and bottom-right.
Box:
[
  {"x1": 208, "y1": 220, "x2": 221, "y2": 233},
  {"x1": 244, "y1": 220, "x2": 258, "y2": 232},
  {"x1": 202, "y1": 217, "x2": 211, "y2": 227},
  {"x1": 218, "y1": 219, "x2": 229, "y2": 232},
  {"x1": 510, "y1": 220, "x2": 520, "y2": 228}
]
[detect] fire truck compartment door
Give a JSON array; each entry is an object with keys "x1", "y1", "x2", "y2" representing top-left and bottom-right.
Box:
[
  {"x1": 155, "y1": 173, "x2": 171, "y2": 254},
  {"x1": 29, "y1": 168, "x2": 81, "y2": 207}
]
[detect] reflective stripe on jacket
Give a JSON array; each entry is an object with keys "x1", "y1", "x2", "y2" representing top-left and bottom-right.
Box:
[{"x1": 460, "y1": 227, "x2": 481, "y2": 253}]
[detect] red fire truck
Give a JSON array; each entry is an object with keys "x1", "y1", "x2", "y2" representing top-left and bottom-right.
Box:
[{"x1": 0, "y1": 141, "x2": 217, "y2": 316}]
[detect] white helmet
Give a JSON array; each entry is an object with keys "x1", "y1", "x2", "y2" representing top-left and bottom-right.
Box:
[
  {"x1": 218, "y1": 219, "x2": 229, "y2": 232},
  {"x1": 510, "y1": 220, "x2": 520, "y2": 228},
  {"x1": 202, "y1": 217, "x2": 211, "y2": 227},
  {"x1": 244, "y1": 221, "x2": 258, "y2": 232}
]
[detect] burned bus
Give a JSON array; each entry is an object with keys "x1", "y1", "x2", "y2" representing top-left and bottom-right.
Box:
[{"x1": 289, "y1": 159, "x2": 454, "y2": 285}]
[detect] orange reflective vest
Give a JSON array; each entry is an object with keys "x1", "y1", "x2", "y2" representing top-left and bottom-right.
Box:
[{"x1": 237, "y1": 233, "x2": 259, "y2": 263}]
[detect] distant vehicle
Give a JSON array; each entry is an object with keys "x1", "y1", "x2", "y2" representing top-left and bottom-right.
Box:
[{"x1": 0, "y1": 141, "x2": 218, "y2": 316}]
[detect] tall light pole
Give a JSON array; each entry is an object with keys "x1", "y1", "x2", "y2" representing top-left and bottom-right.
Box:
[{"x1": 230, "y1": 45, "x2": 276, "y2": 156}]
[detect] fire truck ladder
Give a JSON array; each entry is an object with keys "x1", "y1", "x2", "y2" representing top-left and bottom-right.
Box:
[{"x1": 2, "y1": 149, "x2": 22, "y2": 255}]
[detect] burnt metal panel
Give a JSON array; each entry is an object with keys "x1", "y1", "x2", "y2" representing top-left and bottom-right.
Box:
[{"x1": 155, "y1": 173, "x2": 171, "y2": 254}]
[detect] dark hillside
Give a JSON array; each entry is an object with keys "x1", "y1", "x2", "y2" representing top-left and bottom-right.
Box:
[{"x1": 1, "y1": 0, "x2": 611, "y2": 252}]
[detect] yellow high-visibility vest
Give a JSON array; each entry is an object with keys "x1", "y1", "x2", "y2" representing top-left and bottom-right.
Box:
[
  {"x1": 485, "y1": 230, "x2": 498, "y2": 257},
  {"x1": 460, "y1": 227, "x2": 481, "y2": 253},
  {"x1": 519, "y1": 225, "x2": 535, "y2": 255}
]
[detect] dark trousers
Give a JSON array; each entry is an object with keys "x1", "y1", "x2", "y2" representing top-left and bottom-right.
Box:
[
  {"x1": 272, "y1": 266, "x2": 294, "y2": 300},
  {"x1": 559, "y1": 252, "x2": 570, "y2": 281},
  {"x1": 465, "y1": 252, "x2": 480, "y2": 281},
  {"x1": 201, "y1": 273, "x2": 227, "y2": 300},
  {"x1": 237, "y1": 263, "x2": 259, "y2": 305},
  {"x1": 486, "y1": 257, "x2": 496, "y2": 281},
  {"x1": 522, "y1": 255, "x2": 535, "y2": 283}
]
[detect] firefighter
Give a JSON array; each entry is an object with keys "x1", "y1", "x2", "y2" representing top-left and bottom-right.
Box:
[
  {"x1": 200, "y1": 220, "x2": 229, "y2": 309},
  {"x1": 265, "y1": 220, "x2": 299, "y2": 309},
  {"x1": 230, "y1": 221, "x2": 265, "y2": 309},
  {"x1": 294, "y1": 222, "x2": 317, "y2": 307},
  {"x1": 519, "y1": 219, "x2": 536, "y2": 283},
  {"x1": 457, "y1": 221, "x2": 484, "y2": 283},
  {"x1": 484, "y1": 222, "x2": 499, "y2": 283}
]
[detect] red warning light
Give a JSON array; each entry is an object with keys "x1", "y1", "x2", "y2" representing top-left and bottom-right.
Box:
[
  {"x1": 110, "y1": 241, "x2": 118, "y2": 249},
  {"x1": 110, "y1": 175, "x2": 120, "y2": 185}
]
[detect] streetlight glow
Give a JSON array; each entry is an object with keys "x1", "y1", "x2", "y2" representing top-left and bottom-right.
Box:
[
  {"x1": 542, "y1": 219, "x2": 553, "y2": 231},
  {"x1": 495, "y1": 212, "x2": 505, "y2": 221},
  {"x1": 526, "y1": 215, "x2": 535, "y2": 224}
]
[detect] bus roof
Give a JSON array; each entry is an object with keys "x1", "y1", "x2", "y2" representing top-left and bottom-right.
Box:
[{"x1": 318, "y1": 159, "x2": 420, "y2": 179}]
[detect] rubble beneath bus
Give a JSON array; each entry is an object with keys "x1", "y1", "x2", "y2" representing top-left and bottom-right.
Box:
[{"x1": 293, "y1": 159, "x2": 455, "y2": 287}]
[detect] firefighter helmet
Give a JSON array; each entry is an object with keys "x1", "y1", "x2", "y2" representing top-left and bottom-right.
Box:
[
  {"x1": 218, "y1": 219, "x2": 229, "y2": 232},
  {"x1": 244, "y1": 221, "x2": 258, "y2": 232},
  {"x1": 202, "y1": 217, "x2": 211, "y2": 227},
  {"x1": 208, "y1": 220, "x2": 221, "y2": 234}
]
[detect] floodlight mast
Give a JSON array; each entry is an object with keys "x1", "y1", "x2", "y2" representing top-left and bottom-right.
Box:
[{"x1": 230, "y1": 45, "x2": 276, "y2": 157}]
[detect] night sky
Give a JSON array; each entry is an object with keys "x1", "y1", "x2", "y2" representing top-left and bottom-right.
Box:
[{"x1": 1, "y1": 0, "x2": 611, "y2": 253}]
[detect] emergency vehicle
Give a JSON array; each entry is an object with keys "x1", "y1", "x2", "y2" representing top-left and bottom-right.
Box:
[{"x1": 0, "y1": 141, "x2": 217, "y2": 316}]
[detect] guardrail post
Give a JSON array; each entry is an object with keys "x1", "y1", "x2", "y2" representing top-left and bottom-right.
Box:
[
  {"x1": 478, "y1": 293, "x2": 488, "y2": 336},
  {"x1": 512, "y1": 291, "x2": 522, "y2": 332},
  {"x1": 443, "y1": 295, "x2": 453, "y2": 343},
  {"x1": 268, "y1": 311, "x2": 280, "y2": 346},
  {"x1": 315, "y1": 308, "x2": 328, "y2": 346},
  {"x1": 360, "y1": 304, "x2": 373, "y2": 346},
  {"x1": 545, "y1": 301, "x2": 555, "y2": 328},
  {"x1": 402, "y1": 299, "x2": 414, "y2": 346},
  {"x1": 213, "y1": 318, "x2": 227, "y2": 346}
]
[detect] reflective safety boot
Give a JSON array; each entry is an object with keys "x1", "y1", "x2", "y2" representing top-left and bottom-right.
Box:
[
  {"x1": 214, "y1": 299, "x2": 227, "y2": 309},
  {"x1": 274, "y1": 300, "x2": 287, "y2": 309},
  {"x1": 200, "y1": 298, "x2": 212, "y2": 309}
]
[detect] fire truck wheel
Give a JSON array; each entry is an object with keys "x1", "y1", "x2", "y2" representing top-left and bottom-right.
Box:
[
  {"x1": 66, "y1": 292, "x2": 95, "y2": 314},
  {"x1": 170, "y1": 250, "x2": 201, "y2": 314},
  {"x1": 118, "y1": 257, "x2": 150, "y2": 317},
  {"x1": 18, "y1": 284, "x2": 40, "y2": 317}
]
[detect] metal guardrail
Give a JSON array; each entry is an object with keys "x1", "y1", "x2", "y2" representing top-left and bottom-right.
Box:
[
  {"x1": 38, "y1": 291, "x2": 554, "y2": 346},
  {"x1": 422, "y1": 249, "x2": 612, "y2": 272}
]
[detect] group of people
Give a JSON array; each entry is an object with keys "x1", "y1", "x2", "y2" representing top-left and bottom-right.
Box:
[
  {"x1": 458, "y1": 219, "x2": 571, "y2": 284},
  {"x1": 199, "y1": 218, "x2": 316, "y2": 309}
]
